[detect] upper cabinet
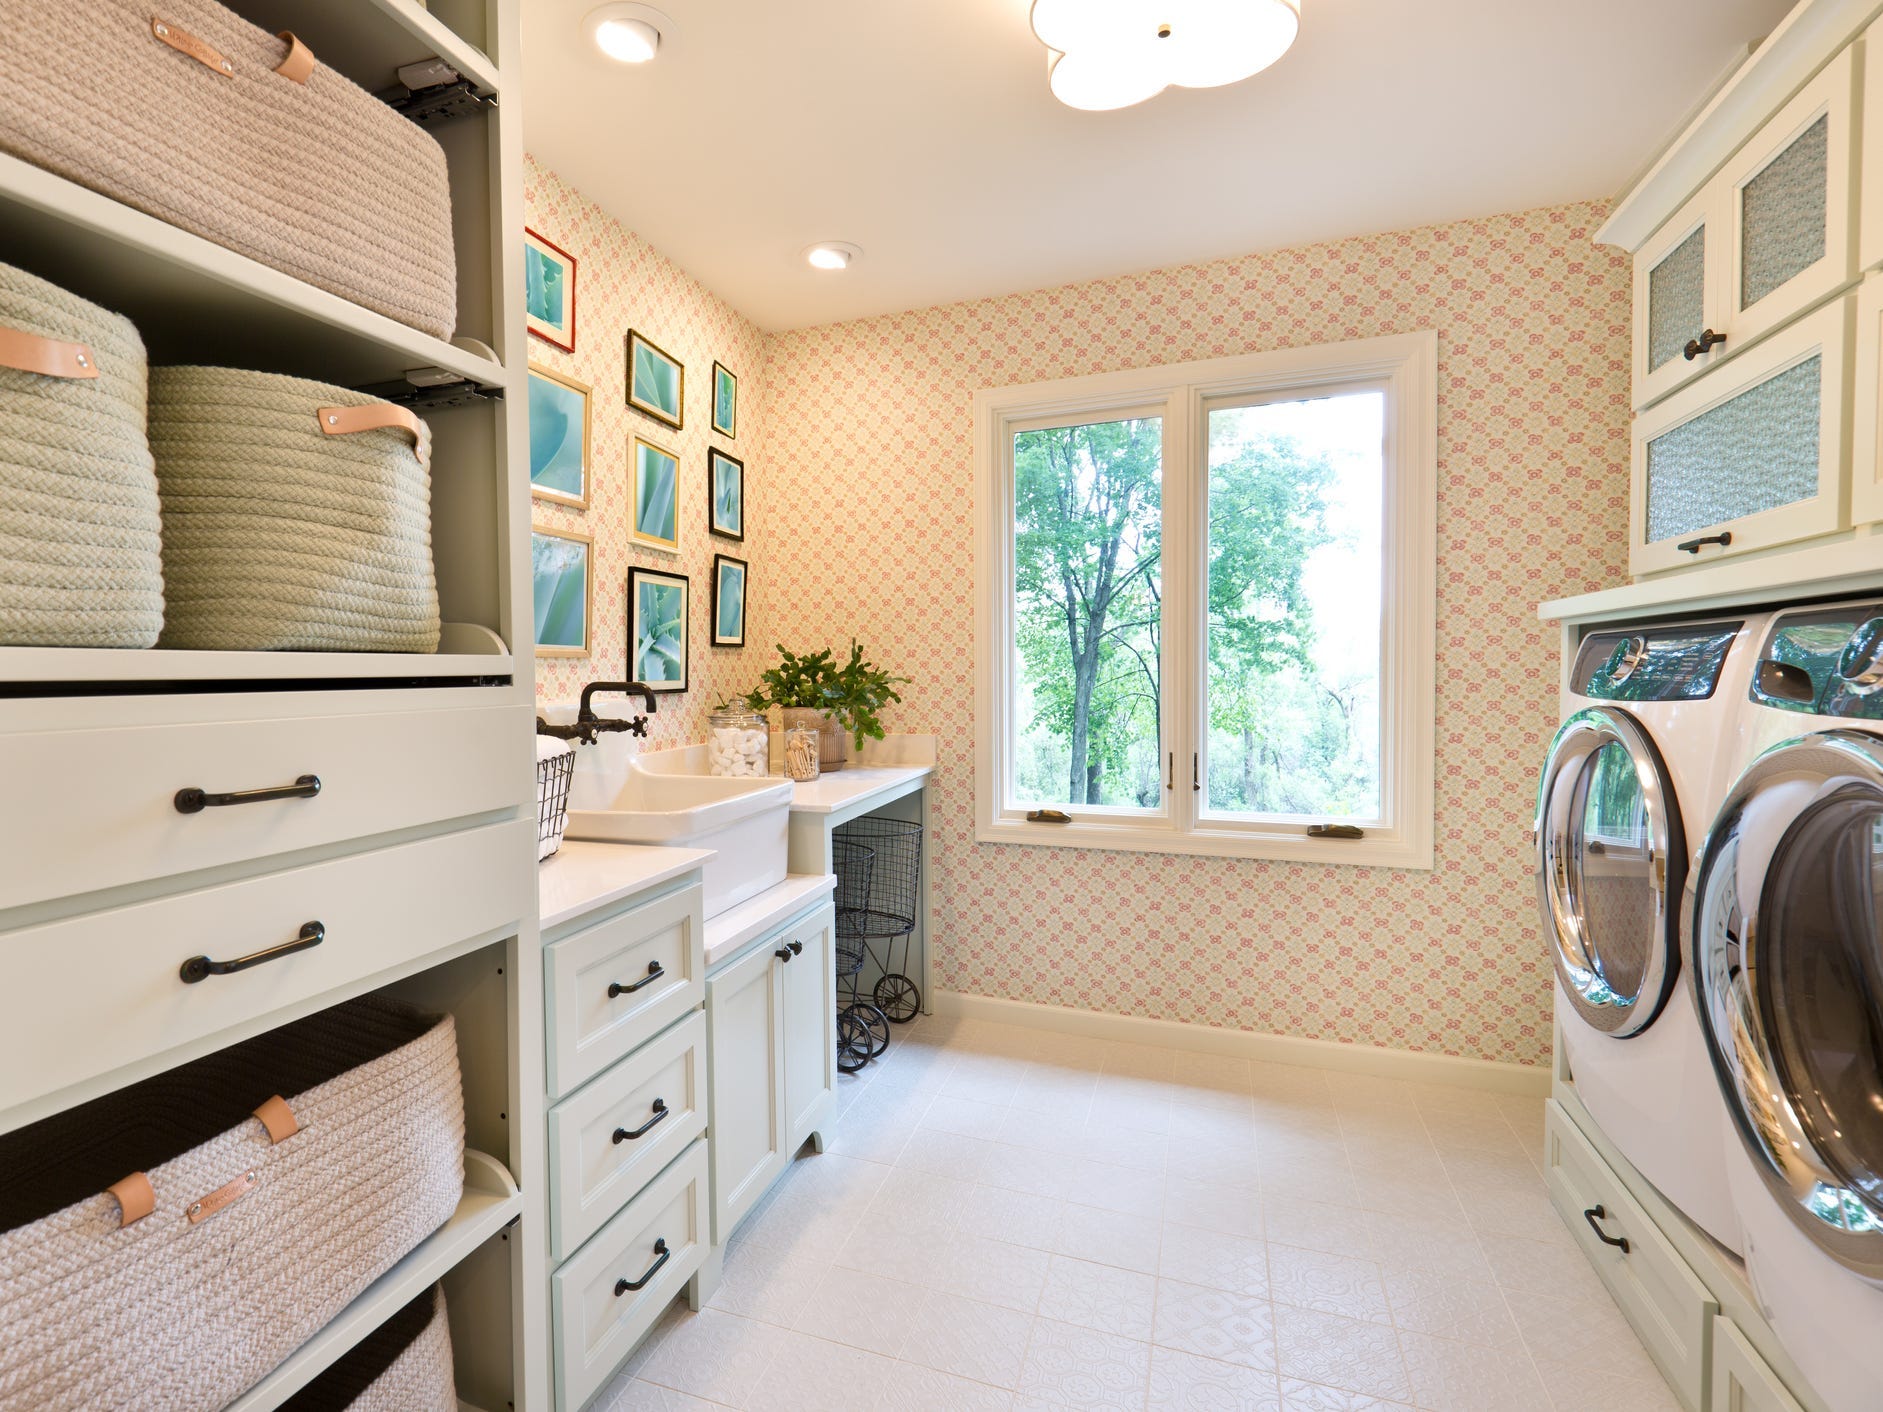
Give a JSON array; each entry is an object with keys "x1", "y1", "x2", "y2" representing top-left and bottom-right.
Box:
[
  {"x1": 1861, "y1": 12, "x2": 1883, "y2": 273},
  {"x1": 1631, "y1": 45, "x2": 1860, "y2": 411}
]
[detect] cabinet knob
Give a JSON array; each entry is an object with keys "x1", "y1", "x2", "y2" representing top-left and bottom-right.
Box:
[
  {"x1": 775, "y1": 947, "x2": 793, "y2": 963},
  {"x1": 788, "y1": 940, "x2": 803, "y2": 955},
  {"x1": 1682, "y1": 328, "x2": 1726, "y2": 360}
]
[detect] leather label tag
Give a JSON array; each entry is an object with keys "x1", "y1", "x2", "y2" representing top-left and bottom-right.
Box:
[
  {"x1": 187, "y1": 1170, "x2": 256, "y2": 1225},
  {"x1": 151, "y1": 16, "x2": 234, "y2": 77}
]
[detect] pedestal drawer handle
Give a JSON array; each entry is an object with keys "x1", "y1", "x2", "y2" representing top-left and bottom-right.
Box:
[
  {"x1": 175, "y1": 774, "x2": 321, "y2": 814},
  {"x1": 608, "y1": 961, "x2": 663, "y2": 998},
  {"x1": 613, "y1": 1098, "x2": 668, "y2": 1143},
  {"x1": 615, "y1": 1238, "x2": 670, "y2": 1294},
  {"x1": 1583, "y1": 1204, "x2": 1630, "y2": 1253},
  {"x1": 179, "y1": 922, "x2": 324, "y2": 984}
]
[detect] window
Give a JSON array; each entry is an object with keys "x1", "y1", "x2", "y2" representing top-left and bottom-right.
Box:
[{"x1": 973, "y1": 334, "x2": 1436, "y2": 868}]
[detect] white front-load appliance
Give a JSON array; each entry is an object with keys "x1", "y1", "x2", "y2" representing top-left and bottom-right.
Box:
[
  {"x1": 1536, "y1": 614, "x2": 1765, "y2": 1252},
  {"x1": 1690, "y1": 600, "x2": 1883, "y2": 1412}
]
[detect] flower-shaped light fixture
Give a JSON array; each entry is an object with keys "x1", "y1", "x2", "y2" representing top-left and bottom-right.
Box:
[{"x1": 1031, "y1": 0, "x2": 1301, "y2": 111}]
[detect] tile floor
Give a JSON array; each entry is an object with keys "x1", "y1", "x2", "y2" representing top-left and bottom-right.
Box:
[{"x1": 599, "y1": 1014, "x2": 1679, "y2": 1412}]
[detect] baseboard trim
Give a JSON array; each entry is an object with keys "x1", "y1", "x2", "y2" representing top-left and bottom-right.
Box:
[{"x1": 931, "y1": 991, "x2": 1550, "y2": 1096}]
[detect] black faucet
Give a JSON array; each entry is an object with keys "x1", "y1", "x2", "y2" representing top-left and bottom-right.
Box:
[{"x1": 536, "y1": 681, "x2": 658, "y2": 746}]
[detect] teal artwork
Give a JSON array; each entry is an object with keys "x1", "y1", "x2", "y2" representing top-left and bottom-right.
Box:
[
  {"x1": 527, "y1": 367, "x2": 589, "y2": 505},
  {"x1": 712, "y1": 555, "x2": 746, "y2": 647},
  {"x1": 634, "y1": 439, "x2": 679, "y2": 549},
  {"x1": 630, "y1": 568, "x2": 690, "y2": 691},
  {"x1": 709, "y1": 449, "x2": 744, "y2": 540},
  {"x1": 523, "y1": 229, "x2": 576, "y2": 351},
  {"x1": 627, "y1": 329, "x2": 684, "y2": 429},
  {"x1": 712, "y1": 361, "x2": 738, "y2": 438},
  {"x1": 531, "y1": 530, "x2": 589, "y2": 654}
]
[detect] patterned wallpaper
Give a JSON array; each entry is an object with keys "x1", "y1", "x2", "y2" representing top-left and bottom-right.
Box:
[
  {"x1": 757, "y1": 203, "x2": 1633, "y2": 1066},
  {"x1": 524, "y1": 155, "x2": 769, "y2": 741}
]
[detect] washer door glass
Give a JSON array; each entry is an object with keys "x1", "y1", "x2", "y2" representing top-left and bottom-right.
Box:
[
  {"x1": 1536, "y1": 708, "x2": 1683, "y2": 1036},
  {"x1": 1692, "y1": 730, "x2": 1883, "y2": 1278}
]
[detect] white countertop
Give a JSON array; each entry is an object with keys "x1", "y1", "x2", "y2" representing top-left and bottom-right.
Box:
[
  {"x1": 789, "y1": 764, "x2": 932, "y2": 816},
  {"x1": 538, "y1": 840, "x2": 714, "y2": 932},
  {"x1": 704, "y1": 873, "x2": 838, "y2": 969}
]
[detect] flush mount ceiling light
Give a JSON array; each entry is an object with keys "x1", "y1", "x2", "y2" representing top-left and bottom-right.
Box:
[
  {"x1": 803, "y1": 242, "x2": 863, "y2": 271},
  {"x1": 1031, "y1": 0, "x2": 1300, "y2": 111},
  {"x1": 585, "y1": 3, "x2": 670, "y2": 63}
]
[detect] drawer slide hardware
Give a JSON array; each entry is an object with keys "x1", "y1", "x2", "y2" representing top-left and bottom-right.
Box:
[
  {"x1": 607, "y1": 961, "x2": 664, "y2": 998},
  {"x1": 615, "y1": 1238, "x2": 670, "y2": 1295},
  {"x1": 174, "y1": 774, "x2": 321, "y2": 814},
  {"x1": 613, "y1": 1098, "x2": 669, "y2": 1144},
  {"x1": 179, "y1": 921, "x2": 324, "y2": 984},
  {"x1": 1583, "y1": 1203, "x2": 1630, "y2": 1252}
]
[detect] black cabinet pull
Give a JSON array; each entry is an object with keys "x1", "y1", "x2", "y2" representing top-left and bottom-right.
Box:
[
  {"x1": 615, "y1": 1238, "x2": 670, "y2": 1294},
  {"x1": 788, "y1": 940, "x2": 803, "y2": 955},
  {"x1": 608, "y1": 961, "x2": 664, "y2": 998},
  {"x1": 179, "y1": 921, "x2": 324, "y2": 984},
  {"x1": 775, "y1": 947, "x2": 793, "y2": 962},
  {"x1": 613, "y1": 1098, "x2": 669, "y2": 1143},
  {"x1": 1676, "y1": 531, "x2": 1732, "y2": 555},
  {"x1": 174, "y1": 774, "x2": 321, "y2": 815},
  {"x1": 1583, "y1": 1204, "x2": 1630, "y2": 1252},
  {"x1": 1682, "y1": 328, "x2": 1726, "y2": 360}
]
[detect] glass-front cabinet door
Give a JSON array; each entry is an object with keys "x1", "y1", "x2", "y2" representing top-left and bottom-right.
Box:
[
  {"x1": 1630, "y1": 296, "x2": 1851, "y2": 575},
  {"x1": 1720, "y1": 45, "x2": 1858, "y2": 354},
  {"x1": 1633, "y1": 189, "x2": 1724, "y2": 409}
]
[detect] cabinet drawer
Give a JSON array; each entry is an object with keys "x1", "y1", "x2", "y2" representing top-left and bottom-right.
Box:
[
  {"x1": 549, "y1": 1011, "x2": 707, "y2": 1261},
  {"x1": 1710, "y1": 1316, "x2": 1807, "y2": 1412},
  {"x1": 0, "y1": 819, "x2": 532, "y2": 1121},
  {"x1": 0, "y1": 701, "x2": 531, "y2": 914},
  {"x1": 546, "y1": 883, "x2": 704, "y2": 1098},
  {"x1": 1545, "y1": 1100, "x2": 1717, "y2": 1405},
  {"x1": 1630, "y1": 296, "x2": 1852, "y2": 575},
  {"x1": 553, "y1": 1138, "x2": 707, "y2": 1412}
]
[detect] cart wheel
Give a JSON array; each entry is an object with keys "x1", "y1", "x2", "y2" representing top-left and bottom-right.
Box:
[
  {"x1": 836, "y1": 1012, "x2": 874, "y2": 1073},
  {"x1": 846, "y1": 1002, "x2": 891, "y2": 1057},
  {"x1": 873, "y1": 973, "x2": 922, "y2": 1023}
]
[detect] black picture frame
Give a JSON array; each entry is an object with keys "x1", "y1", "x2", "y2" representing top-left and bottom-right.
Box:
[
  {"x1": 708, "y1": 447, "x2": 745, "y2": 541},
  {"x1": 711, "y1": 554, "x2": 748, "y2": 648}
]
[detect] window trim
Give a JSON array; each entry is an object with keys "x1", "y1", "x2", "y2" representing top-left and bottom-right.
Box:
[{"x1": 972, "y1": 332, "x2": 1438, "y2": 870}]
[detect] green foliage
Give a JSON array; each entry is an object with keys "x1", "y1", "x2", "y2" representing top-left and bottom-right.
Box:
[
  {"x1": 635, "y1": 582, "x2": 685, "y2": 682},
  {"x1": 744, "y1": 642, "x2": 909, "y2": 748}
]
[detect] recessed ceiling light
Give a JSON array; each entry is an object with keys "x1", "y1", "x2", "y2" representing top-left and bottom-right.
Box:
[
  {"x1": 1030, "y1": 0, "x2": 1300, "y2": 111},
  {"x1": 585, "y1": 3, "x2": 671, "y2": 64},
  {"x1": 803, "y1": 242, "x2": 862, "y2": 271}
]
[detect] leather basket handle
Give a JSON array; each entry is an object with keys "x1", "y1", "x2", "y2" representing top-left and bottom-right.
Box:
[
  {"x1": 253, "y1": 1095, "x2": 299, "y2": 1144},
  {"x1": 107, "y1": 1172, "x2": 154, "y2": 1228},
  {"x1": 317, "y1": 404, "x2": 423, "y2": 446},
  {"x1": 274, "y1": 31, "x2": 313, "y2": 84},
  {"x1": 0, "y1": 325, "x2": 98, "y2": 379}
]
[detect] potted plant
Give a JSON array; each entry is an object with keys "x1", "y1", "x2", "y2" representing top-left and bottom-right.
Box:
[{"x1": 743, "y1": 642, "x2": 908, "y2": 773}]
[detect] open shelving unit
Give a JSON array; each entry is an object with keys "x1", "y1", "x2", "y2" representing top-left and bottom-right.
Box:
[{"x1": 0, "y1": 0, "x2": 546, "y2": 1407}]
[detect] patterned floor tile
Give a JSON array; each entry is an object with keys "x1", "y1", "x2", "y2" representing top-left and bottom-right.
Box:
[{"x1": 1152, "y1": 1280, "x2": 1278, "y2": 1371}]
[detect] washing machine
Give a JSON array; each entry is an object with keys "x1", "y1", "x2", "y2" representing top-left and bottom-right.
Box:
[
  {"x1": 1690, "y1": 600, "x2": 1883, "y2": 1412},
  {"x1": 1535, "y1": 613, "x2": 1765, "y2": 1253}
]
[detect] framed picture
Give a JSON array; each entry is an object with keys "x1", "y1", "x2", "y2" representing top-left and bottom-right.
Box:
[
  {"x1": 633, "y1": 437, "x2": 681, "y2": 552},
  {"x1": 524, "y1": 228, "x2": 576, "y2": 352},
  {"x1": 530, "y1": 526, "x2": 591, "y2": 657},
  {"x1": 629, "y1": 566, "x2": 690, "y2": 692},
  {"x1": 527, "y1": 364, "x2": 591, "y2": 508},
  {"x1": 712, "y1": 554, "x2": 747, "y2": 647},
  {"x1": 708, "y1": 448, "x2": 744, "y2": 541},
  {"x1": 712, "y1": 361, "x2": 738, "y2": 439},
  {"x1": 627, "y1": 329, "x2": 684, "y2": 429}
]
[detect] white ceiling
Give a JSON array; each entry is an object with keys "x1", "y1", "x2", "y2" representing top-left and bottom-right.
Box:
[{"x1": 521, "y1": 0, "x2": 1796, "y2": 332}]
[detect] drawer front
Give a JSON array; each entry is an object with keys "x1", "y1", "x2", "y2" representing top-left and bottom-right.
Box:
[
  {"x1": 1630, "y1": 296, "x2": 1851, "y2": 576},
  {"x1": 546, "y1": 883, "x2": 704, "y2": 1098},
  {"x1": 553, "y1": 1138, "x2": 707, "y2": 1412},
  {"x1": 1710, "y1": 1317, "x2": 1807, "y2": 1412},
  {"x1": 0, "y1": 701, "x2": 531, "y2": 914},
  {"x1": 0, "y1": 819, "x2": 532, "y2": 1122},
  {"x1": 549, "y1": 1010, "x2": 707, "y2": 1261},
  {"x1": 1545, "y1": 1100, "x2": 1717, "y2": 1405}
]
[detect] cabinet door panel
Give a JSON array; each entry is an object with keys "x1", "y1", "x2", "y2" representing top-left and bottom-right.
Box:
[
  {"x1": 706, "y1": 939, "x2": 784, "y2": 1243},
  {"x1": 1709, "y1": 1317, "x2": 1807, "y2": 1412},
  {"x1": 1862, "y1": 14, "x2": 1883, "y2": 274},
  {"x1": 1852, "y1": 272, "x2": 1883, "y2": 526},
  {"x1": 1635, "y1": 188, "x2": 1726, "y2": 409},
  {"x1": 780, "y1": 906, "x2": 836, "y2": 1153}
]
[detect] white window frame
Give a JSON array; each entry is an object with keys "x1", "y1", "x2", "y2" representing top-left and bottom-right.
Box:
[{"x1": 972, "y1": 331, "x2": 1437, "y2": 870}]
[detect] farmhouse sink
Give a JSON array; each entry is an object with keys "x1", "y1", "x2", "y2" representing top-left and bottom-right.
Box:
[{"x1": 563, "y1": 744, "x2": 791, "y2": 917}]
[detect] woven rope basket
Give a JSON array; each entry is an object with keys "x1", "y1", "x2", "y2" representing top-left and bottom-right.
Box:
[
  {"x1": 0, "y1": 996, "x2": 465, "y2": 1412},
  {"x1": 0, "y1": 260, "x2": 162, "y2": 647},
  {"x1": 150, "y1": 366, "x2": 441, "y2": 652},
  {"x1": 0, "y1": 0, "x2": 455, "y2": 338},
  {"x1": 279, "y1": 1286, "x2": 457, "y2": 1412}
]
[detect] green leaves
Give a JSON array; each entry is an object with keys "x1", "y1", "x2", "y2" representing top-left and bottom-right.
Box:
[{"x1": 744, "y1": 641, "x2": 909, "y2": 747}]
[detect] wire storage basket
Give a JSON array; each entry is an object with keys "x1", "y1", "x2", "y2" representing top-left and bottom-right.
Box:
[
  {"x1": 830, "y1": 817, "x2": 924, "y2": 1024},
  {"x1": 536, "y1": 739, "x2": 576, "y2": 861},
  {"x1": 830, "y1": 839, "x2": 890, "y2": 1072}
]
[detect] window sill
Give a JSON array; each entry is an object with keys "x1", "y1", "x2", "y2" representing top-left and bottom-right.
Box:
[{"x1": 975, "y1": 817, "x2": 1433, "y2": 870}]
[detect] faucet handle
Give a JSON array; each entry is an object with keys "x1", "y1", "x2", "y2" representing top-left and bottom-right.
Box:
[{"x1": 628, "y1": 717, "x2": 648, "y2": 738}]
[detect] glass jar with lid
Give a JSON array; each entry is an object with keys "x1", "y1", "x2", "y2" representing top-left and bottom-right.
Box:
[
  {"x1": 708, "y1": 707, "x2": 769, "y2": 777},
  {"x1": 783, "y1": 723, "x2": 821, "y2": 782}
]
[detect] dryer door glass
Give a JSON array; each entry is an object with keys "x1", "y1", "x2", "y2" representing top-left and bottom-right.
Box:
[
  {"x1": 1692, "y1": 729, "x2": 1883, "y2": 1278},
  {"x1": 1536, "y1": 708, "x2": 1683, "y2": 1037}
]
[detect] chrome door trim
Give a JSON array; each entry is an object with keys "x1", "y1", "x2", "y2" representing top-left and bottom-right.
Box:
[
  {"x1": 1690, "y1": 729, "x2": 1883, "y2": 1279},
  {"x1": 1534, "y1": 707, "x2": 1683, "y2": 1037}
]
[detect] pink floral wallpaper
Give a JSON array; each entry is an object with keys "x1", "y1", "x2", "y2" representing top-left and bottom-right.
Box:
[
  {"x1": 756, "y1": 203, "x2": 1633, "y2": 1066},
  {"x1": 524, "y1": 156, "x2": 768, "y2": 741}
]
